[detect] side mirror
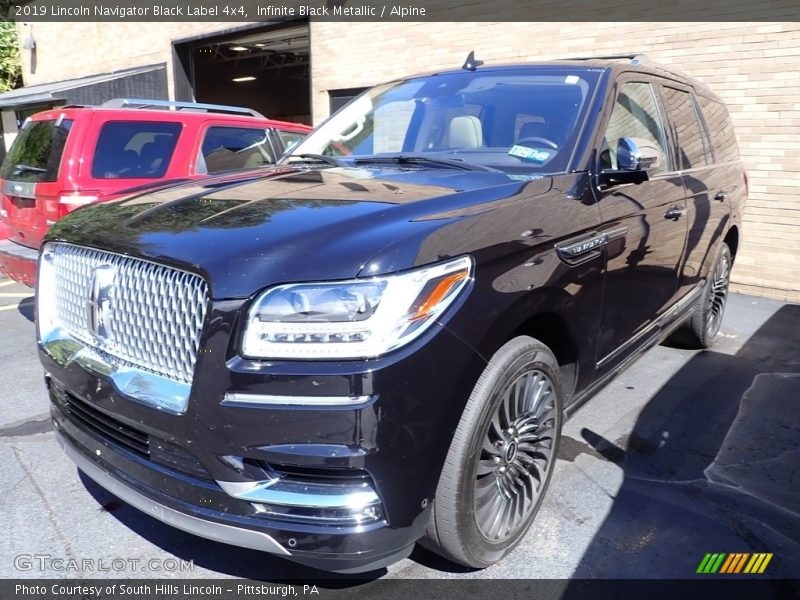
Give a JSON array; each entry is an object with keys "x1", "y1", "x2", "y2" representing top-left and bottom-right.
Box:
[
  {"x1": 617, "y1": 137, "x2": 660, "y2": 171},
  {"x1": 598, "y1": 137, "x2": 661, "y2": 188}
]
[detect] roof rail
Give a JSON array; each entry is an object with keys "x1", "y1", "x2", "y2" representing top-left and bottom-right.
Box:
[
  {"x1": 100, "y1": 98, "x2": 265, "y2": 118},
  {"x1": 564, "y1": 53, "x2": 650, "y2": 64}
]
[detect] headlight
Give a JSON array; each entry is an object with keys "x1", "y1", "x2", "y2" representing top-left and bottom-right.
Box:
[{"x1": 241, "y1": 256, "x2": 473, "y2": 359}]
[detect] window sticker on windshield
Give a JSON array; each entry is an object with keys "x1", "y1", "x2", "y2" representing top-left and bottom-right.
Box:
[
  {"x1": 565, "y1": 75, "x2": 580, "y2": 84},
  {"x1": 508, "y1": 144, "x2": 552, "y2": 163},
  {"x1": 508, "y1": 174, "x2": 545, "y2": 181}
]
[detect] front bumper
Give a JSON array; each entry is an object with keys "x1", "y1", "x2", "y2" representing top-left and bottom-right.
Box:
[
  {"x1": 54, "y1": 427, "x2": 290, "y2": 556},
  {"x1": 0, "y1": 238, "x2": 38, "y2": 286},
  {"x1": 42, "y1": 305, "x2": 486, "y2": 573}
]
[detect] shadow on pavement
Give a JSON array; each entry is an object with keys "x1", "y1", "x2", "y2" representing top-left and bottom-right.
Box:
[{"x1": 570, "y1": 304, "x2": 800, "y2": 580}]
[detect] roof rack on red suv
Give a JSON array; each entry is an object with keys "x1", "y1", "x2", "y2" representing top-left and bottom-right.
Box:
[
  {"x1": 0, "y1": 98, "x2": 311, "y2": 286},
  {"x1": 99, "y1": 98, "x2": 267, "y2": 118}
]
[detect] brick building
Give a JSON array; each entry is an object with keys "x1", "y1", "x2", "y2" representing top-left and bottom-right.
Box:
[{"x1": 1, "y1": 21, "x2": 798, "y2": 300}]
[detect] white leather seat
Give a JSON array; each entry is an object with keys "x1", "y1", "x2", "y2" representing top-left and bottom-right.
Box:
[{"x1": 448, "y1": 116, "x2": 483, "y2": 148}]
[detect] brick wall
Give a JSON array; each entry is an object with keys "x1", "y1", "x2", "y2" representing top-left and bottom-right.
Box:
[
  {"x1": 16, "y1": 22, "x2": 250, "y2": 97},
  {"x1": 311, "y1": 22, "x2": 800, "y2": 301},
  {"x1": 14, "y1": 21, "x2": 800, "y2": 301}
]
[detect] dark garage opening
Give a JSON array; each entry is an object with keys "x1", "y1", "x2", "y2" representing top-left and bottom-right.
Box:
[{"x1": 175, "y1": 23, "x2": 311, "y2": 125}]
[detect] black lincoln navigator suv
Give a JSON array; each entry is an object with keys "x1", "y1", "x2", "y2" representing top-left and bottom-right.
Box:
[{"x1": 37, "y1": 54, "x2": 745, "y2": 573}]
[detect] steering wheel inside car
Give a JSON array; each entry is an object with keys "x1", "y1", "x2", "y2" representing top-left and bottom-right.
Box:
[{"x1": 517, "y1": 137, "x2": 559, "y2": 150}]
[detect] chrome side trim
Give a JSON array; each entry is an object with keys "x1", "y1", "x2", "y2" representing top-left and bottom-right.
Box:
[
  {"x1": 596, "y1": 319, "x2": 661, "y2": 369},
  {"x1": 556, "y1": 233, "x2": 608, "y2": 261},
  {"x1": 555, "y1": 227, "x2": 629, "y2": 264},
  {"x1": 41, "y1": 334, "x2": 191, "y2": 414},
  {"x1": 596, "y1": 284, "x2": 704, "y2": 368},
  {"x1": 222, "y1": 393, "x2": 375, "y2": 407},
  {"x1": 604, "y1": 226, "x2": 630, "y2": 243},
  {"x1": 0, "y1": 238, "x2": 39, "y2": 260},
  {"x1": 217, "y1": 478, "x2": 381, "y2": 511},
  {"x1": 55, "y1": 429, "x2": 290, "y2": 556}
]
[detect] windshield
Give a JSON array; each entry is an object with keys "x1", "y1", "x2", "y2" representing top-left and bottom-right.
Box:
[{"x1": 287, "y1": 69, "x2": 600, "y2": 174}]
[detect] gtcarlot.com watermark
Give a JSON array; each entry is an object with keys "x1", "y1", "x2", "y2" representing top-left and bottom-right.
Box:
[{"x1": 14, "y1": 553, "x2": 194, "y2": 573}]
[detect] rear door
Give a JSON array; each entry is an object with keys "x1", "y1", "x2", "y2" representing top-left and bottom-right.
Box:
[
  {"x1": 593, "y1": 78, "x2": 688, "y2": 370},
  {"x1": 0, "y1": 116, "x2": 74, "y2": 247},
  {"x1": 659, "y1": 85, "x2": 729, "y2": 301}
]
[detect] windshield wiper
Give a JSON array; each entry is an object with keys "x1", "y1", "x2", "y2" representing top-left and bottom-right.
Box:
[
  {"x1": 288, "y1": 153, "x2": 347, "y2": 168},
  {"x1": 12, "y1": 164, "x2": 47, "y2": 175},
  {"x1": 353, "y1": 154, "x2": 501, "y2": 173}
]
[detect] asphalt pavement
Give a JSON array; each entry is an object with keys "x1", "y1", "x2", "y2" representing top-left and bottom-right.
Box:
[{"x1": 1, "y1": 275, "x2": 798, "y2": 581}]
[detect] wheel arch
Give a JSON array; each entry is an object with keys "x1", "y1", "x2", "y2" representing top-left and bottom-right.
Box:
[
  {"x1": 512, "y1": 311, "x2": 580, "y2": 401},
  {"x1": 723, "y1": 225, "x2": 739, "y2": 261},
  {"x1": 466, "y1": 285, "x2": 588, "y2": 403}
]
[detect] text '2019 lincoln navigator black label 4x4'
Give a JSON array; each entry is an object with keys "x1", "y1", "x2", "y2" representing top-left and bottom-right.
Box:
[{"x1": 36, "y1": 54, "x2": 745, "y2": 573}]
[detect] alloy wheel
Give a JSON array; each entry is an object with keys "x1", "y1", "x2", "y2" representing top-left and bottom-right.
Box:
[
  {"x1": 706, "y1": 250, "x2": 731, "y2": 338},
  {"x1": 474, "y1": 369, "x2": 559, "y2": 541}
]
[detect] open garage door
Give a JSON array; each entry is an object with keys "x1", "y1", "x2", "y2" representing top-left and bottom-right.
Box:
[{"x1": 175, "y1": 23, "x2": 311, "y2": 125}]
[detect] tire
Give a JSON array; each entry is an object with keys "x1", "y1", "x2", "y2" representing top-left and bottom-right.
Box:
[
  {"x1": 423, "y1": 336, "x2": 563, "y2": 568},
  {"x1": 685, "y1": 242, "x2": 732, "y2": 349}
]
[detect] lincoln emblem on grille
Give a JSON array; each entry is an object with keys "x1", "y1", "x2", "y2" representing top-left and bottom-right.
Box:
[{"x1": 86, "y1": 265, "x2": 116, "y2": 340}]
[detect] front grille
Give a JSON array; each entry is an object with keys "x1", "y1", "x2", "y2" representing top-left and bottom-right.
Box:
[
  {"x1": 60, "y1": 391, "x2": 149, "y2": 457},
  {"x1": 47, "y1": 242, "x2": 208, "y2": 384},
  {"x1": 52, "y1": 386, "x2": 211, "y2": 480}
]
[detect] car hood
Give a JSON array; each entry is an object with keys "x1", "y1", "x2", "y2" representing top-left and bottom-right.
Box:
[{"x1": 47, "y1": 166, "x2": 551, "y2": 298}]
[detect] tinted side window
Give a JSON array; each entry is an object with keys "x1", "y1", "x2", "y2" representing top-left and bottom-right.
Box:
[
  {"x1": 601, "y1": 82, "x2": 668, "y2": 175},
  {"x1": 0, "y1": 119, "x2": 73, "y2": 183},
  {"x1": 277, "y1": 130, "x2": 306, "y2": 154},
  {"x1": 696, "y1": 95, "x2": 740, "y2": 164},
  {"x1": 92, "y1": 121, "x2": 181, "y2": 179},
  {"x1": 662, "y1": 87, "x2": 710, "y2": 169},
  {"x1": 199, "y1": 127, "x2": 274, "y2": 174}
]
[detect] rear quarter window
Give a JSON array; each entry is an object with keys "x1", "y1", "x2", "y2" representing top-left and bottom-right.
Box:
[
  {"x1": 696, "y1": 95, "x2": 740, "y2": 164},
  {"x1": 0, "y1": 119, "x2": 73, "y2": 183},
  {"x1": 92, "y1": 121, "x2": 181, "y2": 179},
  {"x1": 661, "y1": 87, "x2": 710, "y2": 169}
]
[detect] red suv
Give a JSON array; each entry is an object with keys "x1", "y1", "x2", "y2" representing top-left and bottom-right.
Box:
[{"x1": 0, "y1": 99, "x2": 310, "y2": 285}]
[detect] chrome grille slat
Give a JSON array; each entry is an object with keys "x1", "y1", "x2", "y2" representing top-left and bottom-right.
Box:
[{"x1": 48, "y1": 243, "x2": 208, "y2": 384}]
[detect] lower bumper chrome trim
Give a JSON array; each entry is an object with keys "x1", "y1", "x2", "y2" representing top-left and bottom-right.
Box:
[
  {"x1": 55, "y1": 429, "x2": 290, "y2": 556},
  {"x1": 216, "y1": 478, "x2": 381, "y2": 511},
  {"x1": 222, "y1": 392, "x2": 374, "y2": 407}
]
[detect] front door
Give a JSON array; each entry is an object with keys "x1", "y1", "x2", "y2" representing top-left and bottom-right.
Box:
[{"x1": 593, "y1": 79, "x2": 688, "y2": 369}]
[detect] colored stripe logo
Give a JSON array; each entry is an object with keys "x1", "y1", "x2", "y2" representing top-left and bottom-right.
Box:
[{"x1": 697, "y1": 553, "x2": 773, "y2": 574}]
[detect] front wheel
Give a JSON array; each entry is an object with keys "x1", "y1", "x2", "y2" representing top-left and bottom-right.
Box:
[{"x1": 423, "y1": 336, "x2": 563, "y2": 568}]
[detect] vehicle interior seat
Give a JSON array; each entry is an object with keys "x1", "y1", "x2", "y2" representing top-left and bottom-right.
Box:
[
  {"x1": 448, "y1": 116, "x2": 483, "y2": 148},
  {"x1": 139, "y1": 136, "x2": 173, "y2": 175}
]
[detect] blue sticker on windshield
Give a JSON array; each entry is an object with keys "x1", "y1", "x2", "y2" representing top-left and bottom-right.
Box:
[
  {"x1": 507, "y1": 174, "x2": 545, "y2": 181},
  {"x1": 509, "y1": 145, "x2": 552, "y2": 163}
]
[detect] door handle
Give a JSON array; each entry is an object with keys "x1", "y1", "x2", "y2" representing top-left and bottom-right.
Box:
[
  {"x1": 664, "y1": 207, "x2": 686, "y2": 221},
  {"x1": 714, "y1": 191, "x2": 729, "y2": 202}
]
